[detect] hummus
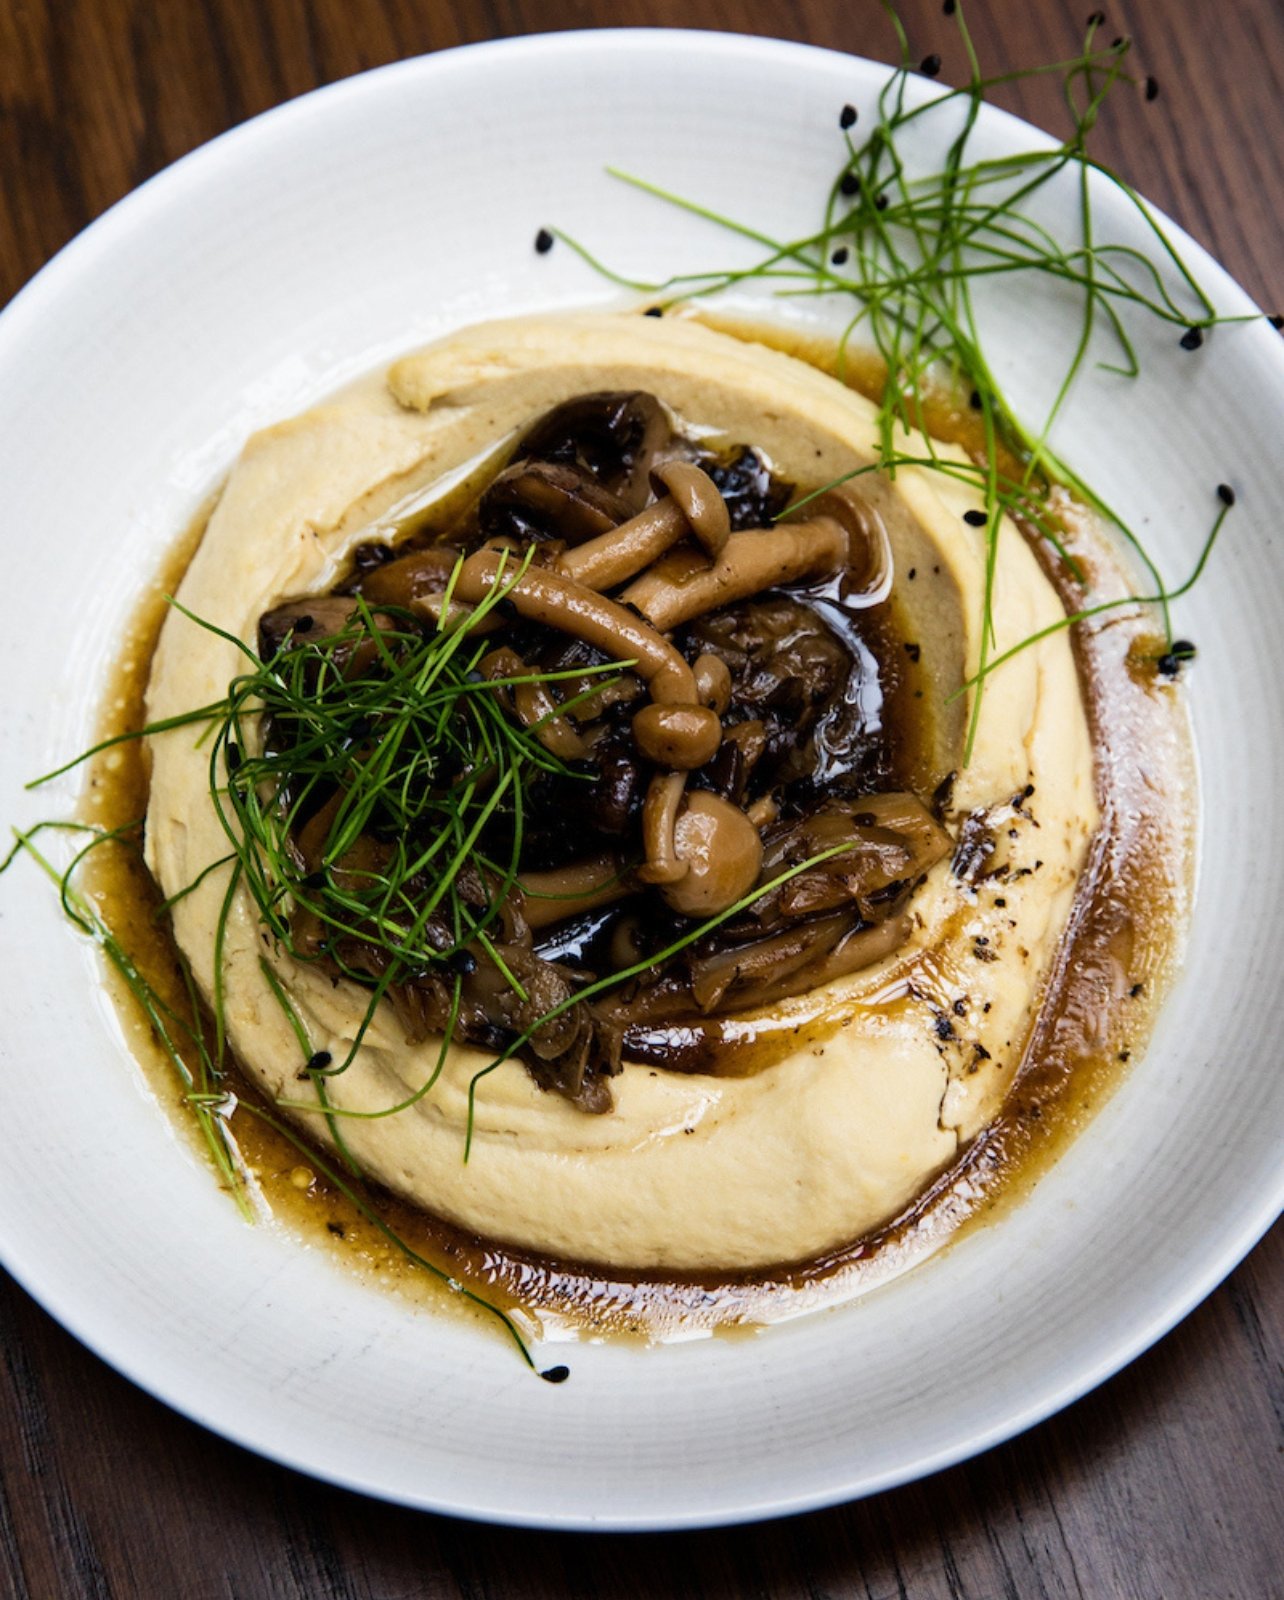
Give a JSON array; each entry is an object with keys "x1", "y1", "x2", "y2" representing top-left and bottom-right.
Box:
[{"x1": 145, "y1": 313, "x2": 1098, "y2": 1273}]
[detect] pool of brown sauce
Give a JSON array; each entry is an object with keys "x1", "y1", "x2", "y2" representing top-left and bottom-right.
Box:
[{"x1": 82, "y1": 327, "x2": 1194, "y2": 1346}]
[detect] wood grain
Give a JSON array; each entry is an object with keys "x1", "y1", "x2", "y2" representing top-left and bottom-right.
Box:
[{"x1": 1, "y1": 2, "x2": 1281, "y2": 1595}]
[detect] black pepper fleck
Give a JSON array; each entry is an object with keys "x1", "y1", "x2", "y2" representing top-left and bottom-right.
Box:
[{"x1": 534, "y1": 228, "x2": 554, "y2": 254}]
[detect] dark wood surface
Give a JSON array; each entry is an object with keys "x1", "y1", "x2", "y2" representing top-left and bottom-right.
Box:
[{"x1": 2, "y1": 2, "x2": 1281, "y2": 1594}]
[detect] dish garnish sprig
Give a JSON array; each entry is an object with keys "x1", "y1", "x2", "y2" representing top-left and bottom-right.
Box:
[{"x1": 553, "y1": 1, "x2": 1247, "y2": 757}]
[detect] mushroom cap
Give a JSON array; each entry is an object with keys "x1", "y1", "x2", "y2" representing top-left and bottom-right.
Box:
[{"x1": 661, "y1": 792, "x2": 765, "y2": 917}]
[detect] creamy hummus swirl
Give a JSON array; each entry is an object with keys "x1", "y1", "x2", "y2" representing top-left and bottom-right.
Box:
[{"x1": 145, "y1": 313, "x2": 1098, "y2": 1272}]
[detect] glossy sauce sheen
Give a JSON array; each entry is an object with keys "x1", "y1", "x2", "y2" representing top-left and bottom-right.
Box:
[{"x1": 85, "y1": 329, "x2": 1194, "y2": 1344}]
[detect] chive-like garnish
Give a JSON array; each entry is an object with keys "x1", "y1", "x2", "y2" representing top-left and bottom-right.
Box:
[{"x1": 555, "y1": 0, "x2": 1240, "y2": 757}]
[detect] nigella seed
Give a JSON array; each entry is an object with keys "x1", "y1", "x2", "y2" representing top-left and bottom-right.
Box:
[
  {"x1": 1145, "y1": 75, "x2": 1159, "y2": 101},
  {"x1": 963, "y1": 509, "x2": 988, "y2": 526},
  {"x1": 943, "y1": 0, "x2": 956, "y2": 13},
  {"x1": 644, "y1": 306, "x2": 663, "y2": 317},
  {"x1": 832, "y1": 246, "x2": 850, "y2": 265},
  {"x1": 920, "y1": 54, "x2": 942, "y2": 78},
  {"x1": 840, "y1": 103, "x2": 858, "y2": 129},
  {"x1": 1179, "y1": 326, "x2": 1204, "y2": 351},
  {"x1": 534, "y1": 228, "x2": 554, "y2": 254},
  {"x1": 1217, "y1": 482, "x2": 1236, "y2": 507},
  {"x1": 840, "y1": 170, "x2": 861, "y2": 197},
  {"x1": 306, "y1": 1050, "x2": 333, "y2": 1073},
  {"x1": 540, "y1": 1364, "x2": 571, "y2": 1384}
]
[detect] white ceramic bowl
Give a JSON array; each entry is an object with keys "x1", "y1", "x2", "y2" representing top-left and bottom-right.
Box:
[{"x1": 0, "y1": 31, "x2": 1280, "y2": 1529}]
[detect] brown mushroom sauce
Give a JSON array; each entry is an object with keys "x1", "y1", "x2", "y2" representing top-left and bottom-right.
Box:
[{"x1": 255, "y1": 392, "x2": 944, "y2": 1113}]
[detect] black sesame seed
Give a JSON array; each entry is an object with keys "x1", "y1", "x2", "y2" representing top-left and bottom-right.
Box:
[
  {"x1": 1145, "y1": 75, "x2": 1159, "y2": 101},
  {"x1": 644, "y1": 306, "x2": 663, "y2": 317},
  {"x1": 540, "y1": 1365, "x2": 570, "y2": 1384},
  {"x1": 1269, "y1": 314, "x2": 1284, "y2": 330},
  {"x1": 920, "y1": 54, "x2": 942, "y2": 77},
  {"x1": 840, "y1": 170, "x2": 861, "y2": 197},
  {"x1": 840, "y1": 103, "x2": 858, "y2": 129},
  {"x1": 1179, "y1": 326, "x2": 1204, "y2": 351},
  {"x1": 963, "y1": 508, "x2": 988, "y2": 527},
  {"x1": 534, "y1": 228, "x2": 554, "y2": 255},
  {"x1": 306, "y1": 1050, "x2": 333, "y2": 1073},
  {"x1": 831, "y1": 246, "x2": 850, "y2": 266},
  {"x1": 1217, "y1": 482, "x2": 1236, "y2": 507},
  {"x1": 943, "y1": 0, "x2": 956, "y2": 13}
]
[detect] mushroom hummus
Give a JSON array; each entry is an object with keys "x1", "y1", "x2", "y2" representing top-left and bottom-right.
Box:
[{"x1": 145, "y1": 313, "x2": 1097, "y2": 1273}]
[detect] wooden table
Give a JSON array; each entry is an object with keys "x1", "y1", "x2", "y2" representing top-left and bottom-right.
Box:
[{"x1": 1, "y1": 2, "x2": 1280, "y2": 1594}]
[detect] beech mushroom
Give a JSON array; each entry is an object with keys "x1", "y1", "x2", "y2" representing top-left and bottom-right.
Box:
[
  {"x1": 557, "y1": 497, "x2": 689, "y2": 591},
  {"x1": 631, "y1": 702, "x2": 723, "y2": 770},
  {"x1": 692, "y1": 652, "x2": 732, "y2": 714},
  {"x1": 518, "y1": 855, "x2": 632, "y2": 929},
  {"x1": 619, "y1": 517, "x2": 849, "y2": 632},
  {"x1": 452, "y1": 549, "x2": 698, "y2": 705},
  {"x1": 661, "y1": 791, "x2": 764, "y2": 917},
  {"x1": 638, "y1": 771, "x2": 689, "y2": 886},
  {"x1": 652, "y1": 460, "x2": 731, "y2": 559}
]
